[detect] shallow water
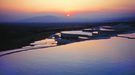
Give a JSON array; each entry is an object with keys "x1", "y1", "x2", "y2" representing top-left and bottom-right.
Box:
[{"x1": 0, "y1": 33, "x2": 135, "y2": 75}]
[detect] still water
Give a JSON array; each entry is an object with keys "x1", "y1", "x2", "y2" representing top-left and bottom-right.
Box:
[{"x1": 0, "y1": 33, "x2": 135, "y2": 75}]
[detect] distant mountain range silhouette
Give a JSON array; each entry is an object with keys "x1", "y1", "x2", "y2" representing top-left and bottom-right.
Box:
[
  {"x1": 20, "y1": 15, "x2": 135, "y2": 23},
  {"x1": 21, "y1": 15, "x2": 87, "y2": 23}
]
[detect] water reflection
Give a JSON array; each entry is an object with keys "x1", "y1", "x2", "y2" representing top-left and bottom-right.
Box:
[
  {"x1": 0, "y1": 24, "x2": 135, "y2": 57},
  {"x1": 34, "y1": 24, "x2": 135, "y2": 47},
  {"x1": 0, "y1": 36, "x2": 135, "y2": 75},
  {"x1": 0, "y1": 24, "x2": 135, "y2": 75},
  {"x1": 31, "y1": 39, "x2": 57, "y2": 47}
]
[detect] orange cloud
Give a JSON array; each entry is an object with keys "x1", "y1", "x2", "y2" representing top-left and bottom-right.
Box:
[{"x1": 0, "y1": 0, "x2": 135, "y2": 14}]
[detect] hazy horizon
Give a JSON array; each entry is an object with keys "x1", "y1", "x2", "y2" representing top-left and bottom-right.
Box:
[{"x1": 0, "y1": 0, "x2": 135, "y2": 22}]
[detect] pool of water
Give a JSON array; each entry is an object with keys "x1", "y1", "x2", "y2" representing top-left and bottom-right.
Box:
[{"x1": 0, "y1": 33, "x2": 135, "y2": 75}]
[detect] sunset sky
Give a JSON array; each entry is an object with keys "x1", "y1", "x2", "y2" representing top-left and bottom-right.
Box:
[{"x1": 0, "y1": 0, "x2": 135, "y2": 22}]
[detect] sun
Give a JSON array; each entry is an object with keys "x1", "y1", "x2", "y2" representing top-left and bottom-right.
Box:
[
  {"x1": 65, "y1": 9, "x2": 72, "y2": 17},
  {"x1": 66, "y1": 13, "x2": 71, "y2": 17}
]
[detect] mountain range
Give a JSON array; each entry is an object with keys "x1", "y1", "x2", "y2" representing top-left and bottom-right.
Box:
[{"x1": 20, "y1": 15, "x2": 135, "y2": 23}]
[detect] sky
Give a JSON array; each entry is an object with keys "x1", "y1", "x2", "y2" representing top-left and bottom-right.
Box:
[{"x1": 0, "y1": 0, "x2": 135, "y2": 22}]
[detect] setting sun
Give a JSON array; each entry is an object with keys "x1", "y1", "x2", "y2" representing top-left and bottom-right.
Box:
[
  {"x1": 0, "y1": 0, "x2": 135, "y2": 22},
  {"x1": 66, "y1": 14, "x2": 70, "y2": 17}
]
